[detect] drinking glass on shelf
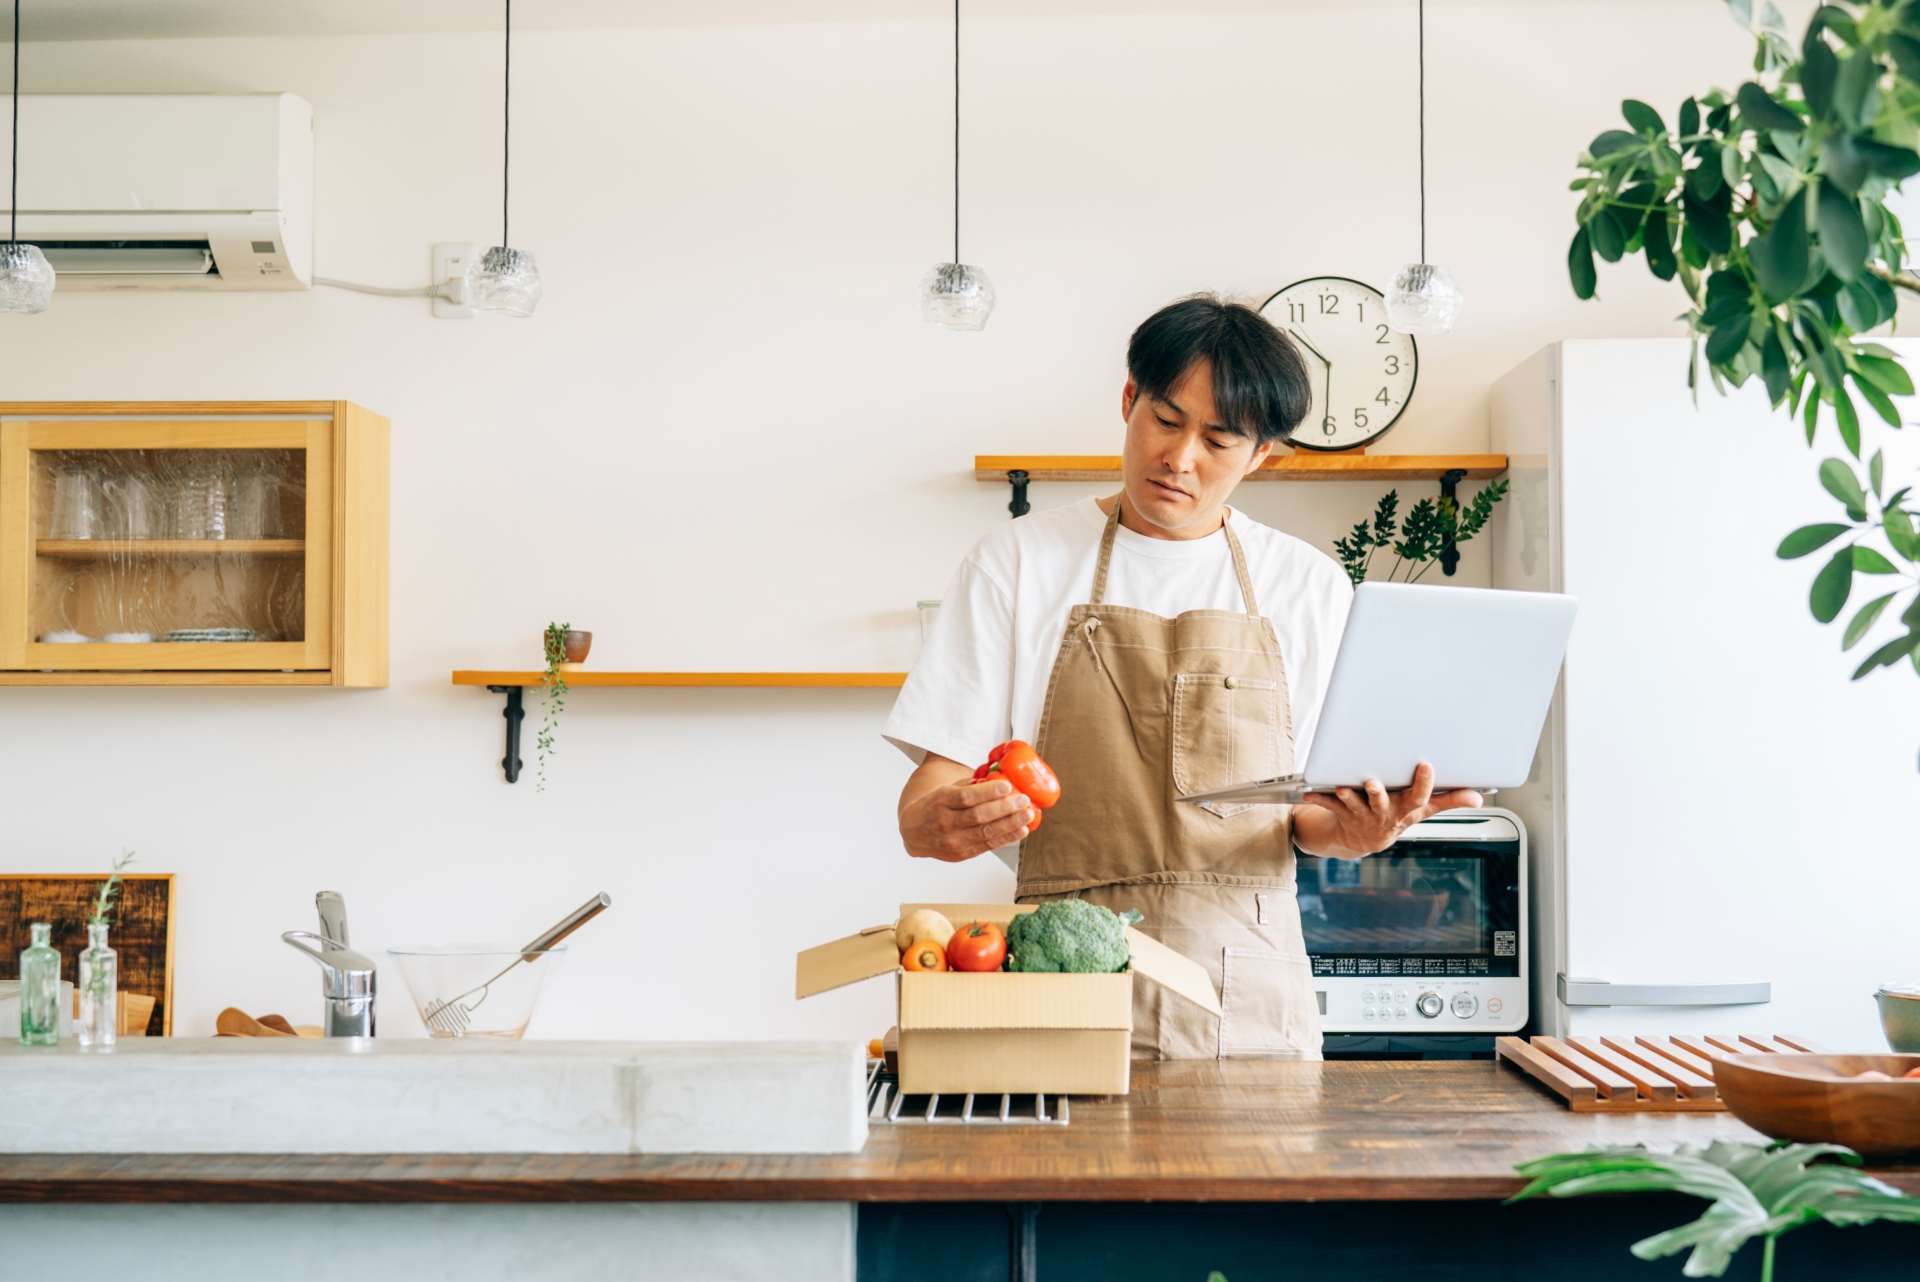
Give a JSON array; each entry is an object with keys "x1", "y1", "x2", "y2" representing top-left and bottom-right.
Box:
[
  {"x1": 228, "y1": 466, "x2": 282, "y2": 540},
  {"x1": 48, "y1": 466, "x2": 103, "y2": 540},
  {"x1": 173, "y1": 459, "x2": 231, "y2": 540},
  {"x1": 101, "y1": 471, "x2": 159, "y2": 540}
]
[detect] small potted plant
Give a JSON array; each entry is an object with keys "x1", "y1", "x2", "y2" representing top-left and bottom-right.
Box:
[{"x1": 537, "y1": 623, "x2": 590, "y2": 791}]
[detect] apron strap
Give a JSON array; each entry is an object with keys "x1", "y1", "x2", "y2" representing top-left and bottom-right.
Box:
[
  {"x1": 1222, "y1": 513, "x2": 1260, "y2": 617},
  {"x1": 1089, "y1": 496, "x2": 1123, "y2": 606},
  {"x1": 1093, "y1": 497, "x2": 1262, "y2": 616}
]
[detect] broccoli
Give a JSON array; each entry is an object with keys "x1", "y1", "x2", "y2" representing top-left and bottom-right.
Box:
[{"x1": 1005, "y1": 899, "x2": 1143, "y2": 973}]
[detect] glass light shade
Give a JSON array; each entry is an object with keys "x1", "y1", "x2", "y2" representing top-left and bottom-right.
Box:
[
  {"x1": 920, "y1": 262, "x2": 995, "y2": 330},
  {"x1": 466, "y1": 246, "x2": 543, "y2": 317},
  {"x1": 1386, "y1": 262, "x2": 1463, "y2": 334},
  {"x1": 0, "y1": 242, "x2": 55, "y2": 315}
]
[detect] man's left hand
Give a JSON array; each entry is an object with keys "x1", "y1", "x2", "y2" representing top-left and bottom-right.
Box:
[{"x1": 1290, "y1": 762, "x2": 1481, "y2": 858}]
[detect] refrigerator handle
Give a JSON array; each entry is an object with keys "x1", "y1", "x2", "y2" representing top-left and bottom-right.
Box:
[{"x1": 1558, "y1": 975, "x2": 1771, "y2": 1007}]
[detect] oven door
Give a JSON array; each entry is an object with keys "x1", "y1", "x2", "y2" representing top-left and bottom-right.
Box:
[{"x1": 1299, "y1": 810, "x2": 1527, "y2": 1034}]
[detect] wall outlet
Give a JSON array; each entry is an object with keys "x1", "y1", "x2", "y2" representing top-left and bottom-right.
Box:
[{"x1": 432, "y1": 242, "x2": 480, "y2": 319}]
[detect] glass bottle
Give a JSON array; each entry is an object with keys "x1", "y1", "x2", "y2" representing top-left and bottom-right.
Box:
[
  {"x1": 77, "y1": 923, "x2": 117, "y2": 1049},
  {"x1": 19, "y1": 923, "x2": 60, "y2": 1046}
]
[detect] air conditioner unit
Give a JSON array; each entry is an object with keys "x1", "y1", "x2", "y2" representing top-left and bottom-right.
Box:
[{"x1": 1, "y1": 94, "x2": 312, "y2": 291}]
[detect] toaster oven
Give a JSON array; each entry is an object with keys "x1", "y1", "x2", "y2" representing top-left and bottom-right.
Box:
[{"x1": 1301, "y1": 808, "x2": 1527, "y2": 1037}]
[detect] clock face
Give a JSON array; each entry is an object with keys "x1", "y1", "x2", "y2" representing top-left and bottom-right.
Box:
[{"x1": 1259, "y1": 277, "x2": 1418, "y2": 451}]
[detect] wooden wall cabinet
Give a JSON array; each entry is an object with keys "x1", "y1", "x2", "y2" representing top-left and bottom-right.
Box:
[{"x1": 0, "y1": 402, "x2": 389, "y2": 687}]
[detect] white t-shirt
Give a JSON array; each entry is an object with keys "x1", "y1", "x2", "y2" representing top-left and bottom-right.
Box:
[{"x1": 885, "y1": 497, "x2": 1354, "y2": 774}]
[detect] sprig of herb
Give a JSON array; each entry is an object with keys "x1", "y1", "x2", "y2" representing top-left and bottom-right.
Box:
[
  {"x1": 537, "y1": 622, "x2": 569, "y2": 792},
  {"x1": 1334, "y1": 481, "x2": 1509, "y2": 586},
  {"x1": 89, "y1": 850, "x2": 136, "y2": 926},
  {"x1": 1510, "y1": 1141, "x2": 1920, "y2": 1281}
]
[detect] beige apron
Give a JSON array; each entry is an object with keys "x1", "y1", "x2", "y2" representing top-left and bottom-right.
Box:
[{"x1": 1015, "y1": 498, "x2": 1322, "y2": 1060}]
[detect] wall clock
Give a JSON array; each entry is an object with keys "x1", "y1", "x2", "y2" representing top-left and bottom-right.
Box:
[{"x1": 1259, "y1": 276, "x2": 1418, "y2": 452}]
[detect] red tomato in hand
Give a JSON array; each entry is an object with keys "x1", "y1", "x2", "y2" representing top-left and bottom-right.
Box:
[
  {"x1": 946, "y1": 921, "x2": 1007, "y2": 972},
  {"x1": 990, "y1": 741, "x2": 1061, "y2": 809}
]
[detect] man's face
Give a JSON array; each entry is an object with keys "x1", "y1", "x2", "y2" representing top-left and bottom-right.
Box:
[{"x1": 1120, "y1": 358, "x2": 1273, "y2": 537}]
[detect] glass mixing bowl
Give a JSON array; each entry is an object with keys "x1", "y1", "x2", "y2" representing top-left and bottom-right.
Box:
[{"x1": 387, "y1": 942, "x2": 567, "y2": 1038}]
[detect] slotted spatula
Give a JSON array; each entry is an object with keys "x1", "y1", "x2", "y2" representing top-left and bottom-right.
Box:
[{"x1": 421, "y1": 893, "x2": 610, "y2": 1034}]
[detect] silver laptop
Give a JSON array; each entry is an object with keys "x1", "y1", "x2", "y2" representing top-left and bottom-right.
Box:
[{"x1": 1178, "y1": 582, "x2": 1577, "y2": 806}]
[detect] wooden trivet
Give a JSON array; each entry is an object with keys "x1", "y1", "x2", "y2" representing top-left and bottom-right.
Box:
[{"x1": 1496, "y1": 1033, "x2": 1830, "y2": 1112}]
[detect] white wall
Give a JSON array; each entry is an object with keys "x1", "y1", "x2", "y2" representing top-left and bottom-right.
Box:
[{"x1": 0, "y1": 2, "x2": 1766, "y2": 1041}]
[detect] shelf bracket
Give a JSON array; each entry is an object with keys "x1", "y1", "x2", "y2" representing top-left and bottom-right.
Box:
[
  {"x1": 1006, "y1": 469, "x2": 1031, "y2": 520},
  {"x1": 1438, "y1": 467, "x2": 1468, "y2": 577},
  {"x1": 486, "y1": 685, "x2": 526, "y2": 784}
]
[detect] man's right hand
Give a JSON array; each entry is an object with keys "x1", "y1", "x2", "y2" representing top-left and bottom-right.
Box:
[{"x1": 898, "y1": 753, "x2": 1038, "y2": 862}]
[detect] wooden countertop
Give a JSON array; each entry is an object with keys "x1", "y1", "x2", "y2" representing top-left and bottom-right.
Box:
[{"x1": 3, "y1": 1060, "x2": 1914, "y2": 1204}]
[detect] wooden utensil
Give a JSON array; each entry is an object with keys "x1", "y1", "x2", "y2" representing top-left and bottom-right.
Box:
[
  {"x1": 214, "y1": 1007, "x2": 296, "y2": 1038},
  {"x1": 1715, "y1": 1052, "x2": 1920, "y2": 1155}
]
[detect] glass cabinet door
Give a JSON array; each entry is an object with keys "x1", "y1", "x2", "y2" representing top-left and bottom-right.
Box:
[{"x1": 0, "y1": 419, "x2": 333, "y2": 672}]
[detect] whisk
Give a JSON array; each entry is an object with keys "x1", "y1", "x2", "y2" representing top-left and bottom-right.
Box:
[{"x1": 422, "y1": 892, "x2": 610, "y2": 1034}]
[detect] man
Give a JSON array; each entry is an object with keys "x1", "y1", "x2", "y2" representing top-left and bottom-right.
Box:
[{"x1": 885, "y1": 294, "x2": 1480, "y2": 1059}]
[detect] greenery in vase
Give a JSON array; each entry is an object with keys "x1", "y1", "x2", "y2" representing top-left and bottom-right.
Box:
[
  {"x1": 83, "y1": 850, "x2": 134, "y2": 1006},
  {"x1": 538, "y1": 622, "x2": 569, "y2": 792},
  {"x1": 88, "y1": 849, "x2": 135, "y2": 926},
  {"x1": 1566, "y1": 0, "x2": 1920, "y2": 681},
  {"x1": 1333, "y1": 481, "x2": 1509, "y2": 587},
  {"x1": 1510, "y1": 1141, "x2": 1920, "y2": 1281}
]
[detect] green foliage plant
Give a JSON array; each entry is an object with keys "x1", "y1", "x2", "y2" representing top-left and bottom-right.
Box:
[
  {"x1": 1567, "y1": 0, "x2": 1920, "y2": 681},
  {"x1": 1510, "y1": 1141, "x2": 1920, "y2": 1281},
  {"x1": 538, "y1": 622, "x2": 568, "y2": 792},
  {"x1": 89, "y1": 849, "x2": 135, "y2": 926},
  {"x1": 1333, "y1": 481, "x2": 1509, "y2": 587}
]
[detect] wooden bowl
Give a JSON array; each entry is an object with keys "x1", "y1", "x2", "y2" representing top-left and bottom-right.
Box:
[{"x1": 1715, "y1": 1052, "x2": 1920, "y2": 1155}]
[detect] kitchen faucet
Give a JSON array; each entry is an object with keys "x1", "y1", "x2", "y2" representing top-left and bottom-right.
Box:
[{"x1": 282, "y1": 890, "x2": 376, "y2": 1037}]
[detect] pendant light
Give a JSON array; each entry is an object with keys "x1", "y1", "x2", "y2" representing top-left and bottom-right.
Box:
[
  {"x1": 919, "y1": 0, "x2": 994, "y2": 330},
  {"x1": 466, "y1": 0, "x2": 542, "y2": 317},
  {"x1": 0, "y1": 0, "x2": 53, "y2": 316},
  {"x1": 1386, "y1": 0, "x2": 1462, "y2": 335}
]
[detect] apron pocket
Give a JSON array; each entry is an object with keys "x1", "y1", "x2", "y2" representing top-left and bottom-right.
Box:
[
  {"x1": 1170, "y1": 673, "x2": 1282, "y2": 817},
  {"x1": 1218, "y1": 946, "x2": 1320, "y2": 1058}
]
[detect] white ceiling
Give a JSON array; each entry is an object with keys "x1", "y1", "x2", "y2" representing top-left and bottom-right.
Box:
[{"x1": 13, "y1": 0, "x2": 1660, "y2": 43}]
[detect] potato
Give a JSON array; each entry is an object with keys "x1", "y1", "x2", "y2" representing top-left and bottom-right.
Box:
[{"x1": 895, "y1": 909, "x2": 955, "y2": 954}]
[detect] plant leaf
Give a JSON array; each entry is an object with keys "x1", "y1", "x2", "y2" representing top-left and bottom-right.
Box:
[
  {"x1": 1843, "y1": 592, "x2": 1897, "y2": 649},
  {"x1": 1622, "y1": 99, "x2": 1665, "y2": 135},
  {"x1": 1820, "y1": 457, "x2": 1868, "y2": 515},
  {"x1": 1858, "y1": 138, "x2": 1920, "y2": 180},
  {"x1": 1885, "y1": 505, "x2": 1920, "y2": 561},
  {"x1": 1751, "y1": 189, "x2": 1811, "y2": 301},
  {"x1": 1816, "y1": 182, "x2": 1869, "y2": 281},
  {"x1": 1589, "y1": 129, "x2": 1643, "y2": 159},
  {"x1": 1802, "y1": 36, "x2": 1838, "y2": 118},
  {"x1": 1644, "y1": 208, "x2": 1677, "y2": 280},
  {"x1": 1854, "y1": 370, "x2": 1901, "y2": 426},
  {"x1": 1568, "y1": 226, "x2": 1597, "y2": 300},
  {"x1": 1777, "y1": 523, "x2": 1852, "y2": 558},
  {"x1": 1812, "y1": 545, "x2": 1855, "y2": 622},
  {"x1": 1853, "y1": 630, "x2": 1920, "y2": 678},
  {"x1": 1761, "y1": 327, "x2": 1791, "y2": 405},
  {"x1": 1833, "y1": 49, "x2": 1880, "y2": 130},
  {"x1": 1836, "y1": 386, "x2": 1862, "y2": 456},
  {"x1": 1853, "y1": 546, "x2": 1899, "y2": 574},
  {"x1": 1871, "y1": 449, "x2": 1883, "y2": 500},
  {"x1": 1679, "y1": 96, "x2": 1701, "y2": 138},
  {"x1": 1592, "y1": 207, "x2": 1626, "y2": 262},
  {"x1": 1852, "y1": 354, "x2": 1913, "y2": 396},
  {"x1": 1737, "y1": 81, "x2": 1804, "y2": 132},
  {"x1": 1707, "y1": 315, "x2": 1751, "y2": 365}
]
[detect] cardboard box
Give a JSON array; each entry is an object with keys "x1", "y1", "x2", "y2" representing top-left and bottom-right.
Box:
[{"x1": 795, "y1": 903, "x2": 1221, "y2": 1096}]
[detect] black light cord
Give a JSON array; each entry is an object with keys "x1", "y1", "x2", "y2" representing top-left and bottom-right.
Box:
[
  {"x1": 1417, "y1": 0, "x2": 1426, "y2": 265},
  {"x1": 502, "y1": 0, "x2": 511, "y2": 249},
  {"x1": 951, "y1": 0, "x2": 959, "y2": 266},
  {"x1": 10, "y1": 0, "x2": 19, "y2": 246}
]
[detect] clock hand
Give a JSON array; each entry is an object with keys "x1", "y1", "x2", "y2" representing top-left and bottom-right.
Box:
[{"x1": 1287, "y1": 329, "x2": 1333, "y2": 368}]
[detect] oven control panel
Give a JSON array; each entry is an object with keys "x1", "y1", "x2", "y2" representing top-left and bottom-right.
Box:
[{"x1": 1318, "y1": 976, "x2": 1528, "y2": 1033}]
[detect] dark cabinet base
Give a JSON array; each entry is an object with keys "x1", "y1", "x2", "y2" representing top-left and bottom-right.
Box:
[{"x1": 859, "y1": 1198, "x2": 1913, "y2": 1282}]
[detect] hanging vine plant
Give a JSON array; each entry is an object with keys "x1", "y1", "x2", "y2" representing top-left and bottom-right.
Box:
[{"x1": 1566, "y1": 0, "x2": 1920, "y2": 680}]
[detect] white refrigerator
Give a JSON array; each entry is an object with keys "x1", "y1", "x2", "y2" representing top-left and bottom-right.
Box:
[{"x1": 1491, "y1": 339, "x2": 1920, "y2": 1050}]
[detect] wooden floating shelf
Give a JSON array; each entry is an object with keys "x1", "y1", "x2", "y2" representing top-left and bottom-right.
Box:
[
  {"x1": 452, "y1": 670, "x2": 907, "y2": 689},
  {"x1": 974, "y1": 454, "x2": 1507, "y2": 483},
  {"x1": 35, "y1": 539, "x2": 307, "y2": 559}
]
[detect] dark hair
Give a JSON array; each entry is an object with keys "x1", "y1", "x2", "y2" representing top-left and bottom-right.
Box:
[{"x1": 1126, "y1": 294, "x2": 1310, "y2": 445}]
